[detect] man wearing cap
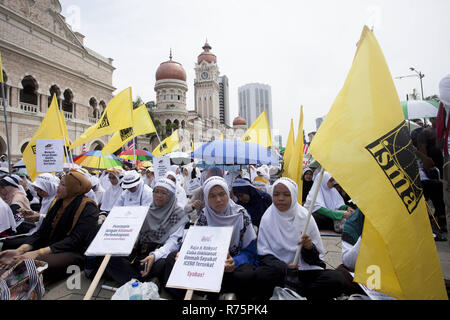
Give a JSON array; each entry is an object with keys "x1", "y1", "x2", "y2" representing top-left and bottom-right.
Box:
[{"x1": 115, "y1": 170, "x2": 153, "y2": 207}]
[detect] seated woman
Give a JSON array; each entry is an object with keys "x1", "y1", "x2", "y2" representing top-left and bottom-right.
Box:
[
  {"x1": 301, "y1": 168, "x2": 314, "y2": 205},
  {"x1": 164, "y1": 176, "x2": 258, "y2": 300},
  {"x1": 0, "y1": 175, "x2": 34, "y2": 236},
  {"x1": 1, "y1": 173, "x2": 60, "y2": 250},
  {"x1": 0, "y1": 197, "x2": 16, "y2": 238},
  {"x1": 105, "y1": 178, "x2": 189, "y2": 286},
  {"x1": 304, "y1": 171, "x2": 354, "y2": 232},
  {"x1": 0, "y1": 170, "x2": 99, "y2": 285},
  {"x1": 165, "y1": 171, "x2": 188, "y2": 209},
  {"x1": 256, "y1": 177, "x2": 346, "y2": 300},
  {"x1": 99, "y1": 168, "x2": 123, "y2": 214},
  {"x1": 115, "y1": 170, "x2": 153, "y2": 207},
  {"x1": 334, "y1": 208, "x2": 367, "y2": 296},
  {"x1": 231, "y1": 178, "x2": 272, "y2": 229}
]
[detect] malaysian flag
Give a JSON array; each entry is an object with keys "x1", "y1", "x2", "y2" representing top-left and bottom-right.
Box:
[{"x1": 82, "y1": 144, "x2": 87, "y2": 153}]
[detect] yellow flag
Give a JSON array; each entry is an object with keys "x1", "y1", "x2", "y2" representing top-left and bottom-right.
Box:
[
  {"x1": 241, "y1": 110, "x2": 272, "y2": 148},
  {"x1": 23, "y1": 95, "x2": 66, "y2": 181},
  {"x1": 101, "y1": 105, "x2": 156, "y2": 156},
  {"x1": 59, "y1": 110, "x2": 71, "y2": 147},
  {"x1": 0, "y1": 52, "x2": 3, "y2": 83},
  {"x1": 70, "y1": 87, "x2": 133, "y2": 150},
  {"x1": 220, "y1": 132, "x2": 224, "y2": 140},
  {"x1": 282, "y1": 119, "x2": 295, "y2": 177},
  {"x1": 309, "y1": 26, "x2": 447, "y2": 299},
  {"x1": 285, "y1": 107, "x2": 304, "y2": 203},
  {"x1": 152, "y1": 129, "x2": 180, "y2": 157}
]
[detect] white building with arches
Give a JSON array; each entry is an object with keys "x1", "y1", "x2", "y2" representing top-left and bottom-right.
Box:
[{"x1": 0, "y1": 0, "x2": 115, "y2": 163}]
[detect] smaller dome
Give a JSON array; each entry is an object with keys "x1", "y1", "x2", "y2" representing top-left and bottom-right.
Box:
[
  {"x1": 155, "y1": 51, "x2": 186, "y2": 81},
  {"x1": 233, "y1": 116, "x2": 247, "y2": 126}
]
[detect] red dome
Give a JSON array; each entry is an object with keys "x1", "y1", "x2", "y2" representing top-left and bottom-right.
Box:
[
  {"x1": 233, "y1": 116, "x2": 247, "y2": 126},
  {"x1": 197, "y1": 41, "x2": 217, "y2": 64},
  {"x1": 155, "y1": 53, "x2": 186, "y2": 81}
]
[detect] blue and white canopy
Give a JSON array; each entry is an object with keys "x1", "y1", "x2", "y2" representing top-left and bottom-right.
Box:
[{"x1": 192, "y1": 139, "x2": 279, "y2": 165}]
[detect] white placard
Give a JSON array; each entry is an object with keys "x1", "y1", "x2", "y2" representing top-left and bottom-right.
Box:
[
  {"x1": 185, "y1": 178, "x2": 201, "y2": 195},
  {"x1": 153, "y1": 156, "x2": 171, "y2": 180},
  {"x1": 36, "y1": 139, "x2": 64, "y2": 173},
  {"x1": 85, "y1": 205, "x2": 149, "y2": 256},
  {"x1": 166, "y1": 226, "x2": 233, "y2": 293}
]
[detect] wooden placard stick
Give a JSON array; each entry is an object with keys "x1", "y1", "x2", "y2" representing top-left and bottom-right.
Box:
[{"x1": 83, "y1": 254, "x2": 111, "y2": 300}]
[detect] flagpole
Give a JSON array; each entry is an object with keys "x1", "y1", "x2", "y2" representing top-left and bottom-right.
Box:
[
  {"x1": 1, "y1": 81, "x2": 11, "y2": 172},
  {"x1": 154, "y1": 130, "x2": 167, "y2": 155},
  {"x1": 292, "y1": 167, "x2": 325, "y2": 267},
  {"x1": 58, "y1": 102, "x2": 73, "y2": 165}
]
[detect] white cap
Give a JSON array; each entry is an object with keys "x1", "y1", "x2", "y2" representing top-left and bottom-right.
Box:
[{"x1": 120, "y1": 170, "x2": 141, "y2": 189}]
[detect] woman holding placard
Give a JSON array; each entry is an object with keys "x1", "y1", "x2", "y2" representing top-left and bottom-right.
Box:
[
  {"x1": 256, "y1": 177, "x2": 346, "y2": 300},
  {"x1": 164, "y1": 176, "x2": 258, "y2": 300},
  {"x1": 105, "y1": 178, "x2": 189, "y2": 286}
]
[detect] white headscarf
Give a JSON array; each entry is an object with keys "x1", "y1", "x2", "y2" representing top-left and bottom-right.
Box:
[
  {"x1": 304, "y1": 171, "x2": 345, "y2": 213},
  {"x1": 100, "y1": 170, "x2": 123, "y2": 212},
  {"x1": 0, "y1": 197, "x2": 17, "y2": 233},
  {"x1": 32, "y1": 173, "x2": 60, "y2": 215},
  {"x1": 165, "y1": 171, "x2": 188, "y2": 208},
  {"x1": 257, "y1": 177, "x2": 325, "y2": 270},
  {"x1": 200, "y1": 176, "x2": 256, "y2": 255}
]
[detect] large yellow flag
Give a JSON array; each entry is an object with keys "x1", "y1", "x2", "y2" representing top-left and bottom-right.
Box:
[
  {"x1": 59, "y1": 110, "x2": 71, "y2": 148},
  {"x1": 285, "y1": 107, "x2": 304, "y2": 203},
  {"x1": 282, "y1": 118, "x2": 295, "y2": 177},
  {"x1": 152, "y1": 129, "x2": 179, "y2": 157},
  {"x1": 101, "y1": 105, "x2": 156, "y2": 156},
  {"x1": 241, "y1": 110, "x2": 272, "y2": 148},
  {"x1": 70, "y1": 87, "x2": 133, "y2": 150},
  {"x1": 309, "y1": 26, "x2": 447, "y2": 299},
  {"x1": 23, "y1": 95, "x2": 66, "y2": 181}
]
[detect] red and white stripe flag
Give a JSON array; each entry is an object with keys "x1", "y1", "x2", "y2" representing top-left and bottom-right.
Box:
[
  {"x1": 82, "y1": 144, "x2": 87, "y2": 153},
  {"x1": 303, "y1": 143, "x2": 309, "y2": 155},
  {"x1": 127, "y1": 140, "x2": 135, "y2": 151}
]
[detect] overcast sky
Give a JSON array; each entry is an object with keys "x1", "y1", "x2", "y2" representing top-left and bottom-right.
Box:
[{"x1": 59, "y1": 0, "x2": 450, "y2": 144}]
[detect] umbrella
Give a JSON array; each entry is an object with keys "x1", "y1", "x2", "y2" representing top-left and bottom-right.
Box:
[
  {"x1": 192, "y1": 139, "x2": 279, "y2": 165},
  {"x1": 137, "y1": 160, "x2": 153, "y2": 169},
  {"x1": 73, "y1": 151, "x2": 123, "y2": 169},
  {"x1": 168, "y1": 151, "x2": 191, "y2": 165},
  {"x1": 401, "y1": 100, "x2": 439, "y2": 120},
  {"x1": 119, "y1": 149, "x2": 153, "y2": 161}
]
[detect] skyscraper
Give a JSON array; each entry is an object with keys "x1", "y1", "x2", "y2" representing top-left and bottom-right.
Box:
[
  {"x1": 238, "y1": 83, "x2": 273, "y2": 129},
  {"x1": 219, "y1": 75, "x2": 230, "y2": 126}
]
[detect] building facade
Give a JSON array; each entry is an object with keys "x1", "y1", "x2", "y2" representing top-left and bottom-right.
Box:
[
  {"x1": 238, "y1": 83, "x2": 273, "y2": 130},
  {"x1": 0, "y1": 0, "x2": 115, "y2": 162}
]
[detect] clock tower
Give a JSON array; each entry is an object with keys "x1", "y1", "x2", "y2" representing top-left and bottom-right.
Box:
[{"x1": 194, "y1": 41, "x2": 220, "y2": 121}]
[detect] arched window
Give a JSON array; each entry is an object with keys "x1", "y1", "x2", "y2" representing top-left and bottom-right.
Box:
[
  {"x1": 209, "y1": 96, "x2": 213, "y2": 118},
  {"x1": 181, "y1": 120, "x2": 185, "y2": 129},
  {"x1": 20, "y1": 76, "x2": 38, "y2": 105},
  {"x1": 166, "y1": 119, "x2": 172, "y2": 135},
  {"x1": 62, "y1": 89, "x2": 73, "y2": 113},
  {"x1": 89, "y1": 97, "x2": 98, "y2": 118},
  {"x1": 48, "y1": 85, "x2": 61, "y2": 107},
  {"x1": 99, "y1": 101, "x2": 106, "y2": 116},
  {"x1": 1, "y1": 71, "x2": 9, "y2": 105},
  {"x1": 20, "y1": 142, "x2": 29, "y2": 153},
  {"x1": 173, "y1": 119, "x2": 179, "y2": 130}
]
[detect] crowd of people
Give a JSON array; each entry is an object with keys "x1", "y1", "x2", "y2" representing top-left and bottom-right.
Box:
[{"x1": 0, "y1": 75, "x2": 449, "y2": 300}]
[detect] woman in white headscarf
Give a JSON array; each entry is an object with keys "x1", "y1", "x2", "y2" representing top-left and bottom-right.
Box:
[
  {"x1": 99, "y1": 168, "x2": 124, "y2": 213},
  {"x1": 115, "y1": 170, "x2": 153, "y2": 207},
  {"x1": 28, "y1": 173, "x2": 60, "y2": 225},
  {"x1": 196, "y1": 176, "x2": 257, "y2": 299},
  {"x1": 89, "y1": 176, "x2": 105, "y2": 208},
  {"x1": 0, "y1": 197, "x2": 16, "y2": 237},
  {"x1": 256, "y1": 177, "x2": 346, "y2": 300},
  {"x1": 105, "y1": 178, "x2": 188, "y2": 286},
  {"x1": 303, "y1": 171, "x2": 354, "y2": 232},
  {"x1": 165, "y1": 171, "x2": 188, "y2": 209}
]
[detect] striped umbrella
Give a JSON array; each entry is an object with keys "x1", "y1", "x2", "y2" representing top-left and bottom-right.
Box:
[
  {"x1": 119, "y1": 149, "x2": 153, "y2": 161},
  {"x1": 73, "y1": 151, "x2": 123, "y2": 169},
  {"x1": 401, "y1": 100, "x2": 439, "y2": 119},
  {"x1": 192, "y1": 139, "x2": 279, "y2": 165}
]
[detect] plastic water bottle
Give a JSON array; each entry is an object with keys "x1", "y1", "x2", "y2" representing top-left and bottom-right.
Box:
[{"x1": 129, "y1": 281, "x2": 143, "y2": 300}]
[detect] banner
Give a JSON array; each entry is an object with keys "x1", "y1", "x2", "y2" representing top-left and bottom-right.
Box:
[
  {"x1": 85, "y1": 205, "x2": 149, "y2": 256},
  {"x1": 36, "y1": 139, "x2": 64, "y2": 173},
  {"x1": 166, "y1": 226, "x2": 233, "y2": 293}
]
